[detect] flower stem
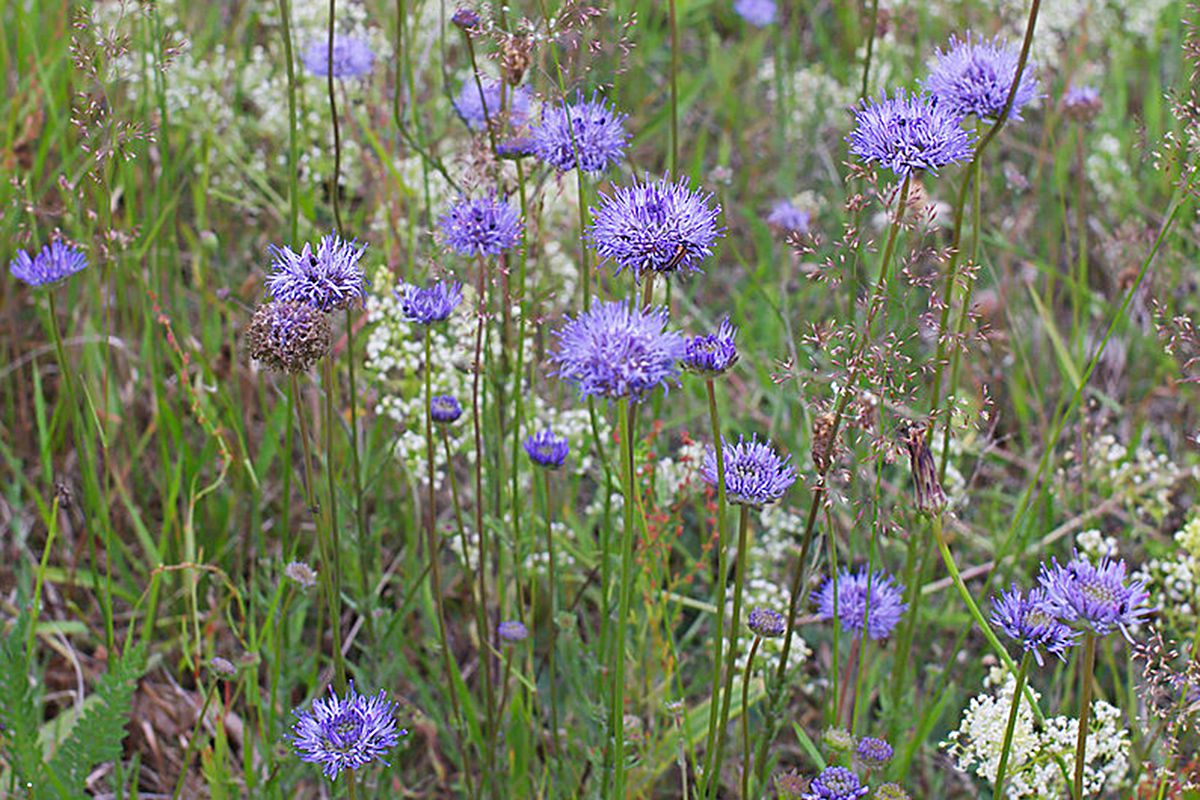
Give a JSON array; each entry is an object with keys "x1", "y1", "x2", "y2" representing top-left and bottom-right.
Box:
[
  {"x1": 712, "y1": 504, "x2": 752, "y2": 795},
  {"x1": 540, "y1": 468, "x2": 562, "y2": 763},
  {"x1": 612, "y1": 399, "x2": 638, "y2": 797},
  {"x1": 994, "y1": 650, "x2": 1032, "y2": 799},
  {"x1": 1073, "y1": 632, "x2": 1097, "y2": 800},
  {"x1": 701, "y1": 379, "x2": 731, "y2": 792},
  {"x1": 325, "y1": 0, "x2": 343, "y2": 234},
  {"x1": 741, "y1": 635, "x2": 763, "y2": 800},
  {"x1": 320, "y1": 355, "x2": 346, "y2": 691},
  {"x1": 668, "y1": 0, "x2": 679, "y2": 175}
]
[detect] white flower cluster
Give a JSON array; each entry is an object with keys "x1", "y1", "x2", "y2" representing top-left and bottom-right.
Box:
[
  {"x1": 945, "y1": 667, "x2": 1130, "y2": 798},
  {"x1": 1085, "y1": 132, "x2": 1137, "y2": 209},
  {"x1": 992, "y1": 0, "x2": 1175, "y2": 69},
  {"x1": 1132, "y1": 516, "x2": 1200, "y2": 631},
  {"x1": 1075, "y1": 528, "x2": 1119, "y2": 561},
  {"x1": 1088, "y1": 433, "x2": 1192, "y2": 524},
  {"x1": 759, "y1": 59, "x2": 856, "y2": 136}
]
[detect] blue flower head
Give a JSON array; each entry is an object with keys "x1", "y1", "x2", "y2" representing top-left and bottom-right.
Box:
[
  {"x1": 498, "y1": 620, "x2": 528, "y2": 642},
  {"x1": 266, "y1": 233, "x2": 368, "y2": 312},
  {"x1": 247, "y1": 301, "x2": 332, "y2": 374},
  {"x1": 550, "y1": 300, "x2": 686, "y2": 403},
  {"x1": 431, "y1": 394, "x2": 463, "y2": 424},
  {"x1": 855, "y1": 736, "x2": 893, "y2": 768},
  {"x1": 9, "y1": 241, "x2": 88, "y2": 287},
  {"x1": 453, "y1": 80, "x2": 532, "y2": 132},
  {"x1": 802, "y1": 766, "x2": 869, "y2": 800},
  {"x1": 847, "y1": 89, "x2": 975, "y2": 176},
  {"x1": 924, "y1": 33, "x2": 1039, "y2": 121},
  {"x1": 301, "y1": 36, "x2": 375, "y2": 79},
  {"x1": 397, "y1": 280, "x2": 463, "y2": 325},
  {"x1": 439, "y1": 193, "x2": 523, "y2": 257},
  {"x1": 766, "y1": 199, "x2": 811, "y2": 233},
  {"x1": 532, "y1": 90, "x2": 629, "y2": 175},
  {"x1": 290, "y1": 681, "x2": 405, "y2": 780},
  {"x1": 816, "y1": 567, "x2": 908, "y2": 641},
  {"x1": 747, "y1": 607, "x2": 786, "y2": 638},
  {"x1": 1037, "y1": 551, "x2": 1153, "y2": 641},
  {"x1": 990, "y1": 583, "x2": 1079, "y2": 665},
  {"x1": 524, "y1": 429, "x2": 570, "y2": 469},
  {"x1": 589, "y1": 175, "x2": 724, "y2": 280},
  {"x1": 734, "y1": 0, "x2": 777, "y2": 27},
  {"x1": 683, "y1": 317, "x2": 739, "y2": 377},
  {"x1": 1062, "y1": 85, "x2": 1102, "y2": 120},
  {"x1": 702, "y1": 434, "x2": 796, "y2": 507}
]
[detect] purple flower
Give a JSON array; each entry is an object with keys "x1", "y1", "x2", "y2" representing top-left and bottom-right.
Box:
[
  {"x1": 246, "y1": 301, "x2": 332, "y2": 374},
  {"x1": 802, "y1": 766, "x2": 869, "y2": 800},
  {"x1": 9, "y1": 241, "x2": 88, "y2": 287},
  {"x1": 990, "y1": 584, "x2": 1079, "y2": 665},
  {"x1": 747, "y1": 607, "x2": 786, "y2": 638},
  {"x1": 855, "y1": 736, "x2": 893, "y2": 767},
  {"x1": 816, "y1": 567, "x2": 908, "y2": 641},
  {"x1": 924, "y1": 33, "x2": 1039, "y2": 121},
  {"x1": 683, "y1": 317, "x2": 738, "y2": 377},
  {"x1": 431, "y1": 395, "x2": 463, "y2": 424},
  {"x1": 524, "y1": 429, "x2": 569, "y2": 469},
  {"x1": 847, "y1": 89, "x2": 975, "y2": 176},
  {"x1": 550, "y1": 301, "x2": 686, "y2": 402},
  {"x1": 497, "y1": 136, "x2": 536, "y2": 158},
  {"x1": 451, "y1": 8, "x2": 481, "y2": 29},
  {"x1": 453, "y1": 80, "x2": 532, "y2": 132},
  {"x1": 589, "y1": 175, "x2": 724, "y2": 280},
  {"x1": 1038, "y1": 552, "x2": 1154, "y2": 640},
  {"x1": 266, "y1": 233, "x2": 367, "y2": 312},
  {"x1": 1062, "y1": 85, "x2": 1102, "y2": 121},
  {"x1": 397, "y1": 280, "x2": 463, "y2": 325},
  {"x1": 438, "y1": 194, "x2": 523, "y2": 256},
  {"x1": 532, "y1": 90, "x2": 629, "y2": 175},
  {"x1": 702, "y1": 434, "x2": 796, "y2": 507},
  {"x1": 301, "y1": 36, "x2": 375, "y2": 79},
  {"x1": 766, "y1": 199, "x2": 810, "y2": 233},
  {"x1": 290, "y1": 681, "x2": 405, "y2": 779},
  {"x1": 498, "y1": 620, "x2": 528, "y2": 642},
  {"x1": 734, "y1": 0, "x2": 777, "y2": 27}
]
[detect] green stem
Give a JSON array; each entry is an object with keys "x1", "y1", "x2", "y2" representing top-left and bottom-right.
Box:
[
  {"x1": 712, "y1": 505, "x2": 752, "y2": 795},
  {"x1": 325, "y1": 0, "x2": 343, "y2": 234},
  {"x1": 345, "y1": 311, "x2": 372, "y2": 633},
  {"x1": 612, "y1": 399, "x2": 638, "y2": 797},
  {"x1": 541, "y1": 469, "x2": 562, "y2": 765},
  {"x1": 1073, "y1": 633, "x2": 1097, "y2": 800},
  {"x1": 668, "y1": 0, "x2": 679, "y2": 175},
  {"x1": 277, "y1": 0, "x2": 298, "y2": 242},
  {"x1": 320, "y1": 356, "x2": 346, "y2": 690},
  {"x1": 701, "y1": 379, "x2": 730, "y2": 790},
  {"x1": 741, "y1": 635, "x2": 763, "y2": 800},
  {"x1": 994, "y1": 650, "x2": 1032, "y2": 799}
]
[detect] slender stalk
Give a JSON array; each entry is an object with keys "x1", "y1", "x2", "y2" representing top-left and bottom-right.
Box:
[
  {"x1": 860, "y1": 0, "x2": 880, "y2": 98},
  {"x1": 668, "y1": 0, "x2": 679, "y2": 175},
  {"x1": 994, "y1": 651, "x2": 1032, "y2": 799},
  {"x1": 612, "y1": 399, "x2": 638, "y2": 797},
  {"x1": 325, "y1": 0, "x2": 344, "y2": 233},
  {"x1": 320, "y1": 355, "x2": 346, "y2": 690},
  {"x1": 712, "y1": 505, "x2": 752, "y2": 796},
  {"x1": 540, "y1": 469, "x2": 562, "y2": 761},
  {"x1": 700, "y1": 379, "x2": 731, "y2": 789},
  {"x1": 345, "y1": 311, "x2": 372, "y2": 628},
  {"x1": 1073, "y1": 633, "x2": 1098, "y2": 800},
  {"x1": 741, "y1": 635, "x2": 763, "y2": 800},
  {"x1": 27, "y1": 496, "x2": 61, "y2": 664},
  {"x1": 277, "y1": 0, "x2": 298, "y2": 242}
]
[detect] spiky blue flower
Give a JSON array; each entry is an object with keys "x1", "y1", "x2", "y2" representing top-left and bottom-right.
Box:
[
  {"x1": 847, "y1": 89, "x2": 975, "y2": 176},
  {"x1": 439, "y1": 194, "x2": 523, "y2": 257},
  {"x1": 802, "y1": 766, "x2": 869, "y2": 800},
  {"x1": 589, "y1": 175, "x2": 724, "y2": 280},
  {"x1": 498, "y1": 620, "x2": 528, "y2": 642},
  {"x1": 924, "y1": 33, "x2": 1039, "y2": 121},
  {"x1": 766, "y1": 199, "x2": 810, "y2": 233},
  {"x1": 524, "y1": 429, "x2": 569, "y2": 469},
  {"x1": 290, "y1": 682, "x2": 405, "y2": 779},
  {"x1": 683, "y1": 317, "x2": 739, "y2": 377},
  {"x1": 747, "y1": 607, "x2": 786, "y2": 638},
  {"x1": 397, "y1": 280, "x2": 463, "y2": 325},
  {"x1": 855, "y1": 736, "x2": 893, "y2": 768},
  {"x1": 453, "y1": 80, "x2": 532, "y2": 132},
  {"x1": 1037, "y1": 551, "x2": 1153, "y2": 641},
  {"x1": 816, "y1": 567, "x2": 908, "y2": 641},
  {"x1": 9, "y1": 241, "x2": 88, "y2": 287},
  {"x1": 532, "y1": 90, "x2": 629, "y2": 175},
  {"x1": 431, "y1": 395, "x2": 463, "y2": 424},
  {"x1": 550, "y1": 301, "x2": 686, "y2": 402},
  {"x1": 734, "y1": 0, "x2": 777, "y2": 27},
  {"x1": 266, "y1": 233, "x2": 368, "y2": 312},
  {"x1": 301, "y1": 36, "x2": 376, "y2": 79},
  {"x1": 702, "y1": 434, "x2": 796, "y2": 507},
  {"x1": 990, "y1": 584, "x2": 1079, "y2": 665},
  {"x1": 1062, "y1": 85, "x2": 1101, "y2": 120}
]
